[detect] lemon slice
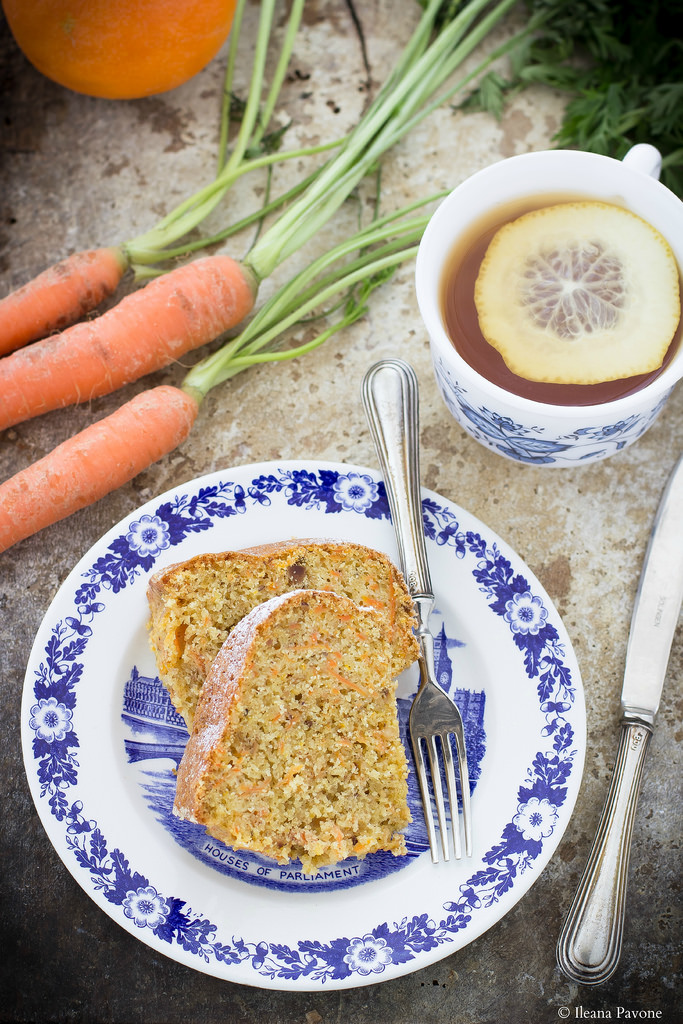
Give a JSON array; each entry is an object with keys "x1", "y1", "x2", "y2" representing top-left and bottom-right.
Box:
[{"x1": 474, "y1": 201, "x2": 680, "y2": 384}]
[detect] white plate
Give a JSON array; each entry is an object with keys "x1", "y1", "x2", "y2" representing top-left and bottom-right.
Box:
[{"x1": 22, "y1": 460, "x2": 585, "y2": 990}]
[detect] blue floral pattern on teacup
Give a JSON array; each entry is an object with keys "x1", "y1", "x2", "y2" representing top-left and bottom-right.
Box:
[
  {"x1": 26, "y1": 464, "x2": 580, "y2": 984},
  {"x1": 433, "y1": 355, "x2": 670, "y2": 466}
]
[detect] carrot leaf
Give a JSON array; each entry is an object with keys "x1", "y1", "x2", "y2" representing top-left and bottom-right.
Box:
[
  {"x1": 125, "y1": 0, "x2": 314, "y2": 268},
  {"x1": 181, "y1": 192, "x2": 445, "y2": 396}
]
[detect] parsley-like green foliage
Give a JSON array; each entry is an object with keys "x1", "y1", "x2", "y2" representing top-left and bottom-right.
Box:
[{"x1": 459, "y1": 0, "x2": 683, "y2": 197}]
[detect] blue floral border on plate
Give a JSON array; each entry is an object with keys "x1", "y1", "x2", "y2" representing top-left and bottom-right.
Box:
[{"x1": 26, "y1": 465, "x2": 579, "y2": 985}]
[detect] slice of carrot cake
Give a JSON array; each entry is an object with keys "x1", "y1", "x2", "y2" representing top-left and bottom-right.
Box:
[
  {"x1": 173, "y1": 589, "x2": 412, "y2": 871},
  {"x1": 147, "y1": 539, "x2": 417, "y2": 729}
]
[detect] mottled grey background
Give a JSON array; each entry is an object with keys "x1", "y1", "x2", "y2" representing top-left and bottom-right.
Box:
[{"x1": 1, "y1": 3, "x2": 680, "y2": 1021}]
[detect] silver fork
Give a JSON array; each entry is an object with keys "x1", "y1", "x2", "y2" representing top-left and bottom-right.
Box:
[{"x1": 362, "y1": 358, "x2": 472, "y2": 862}]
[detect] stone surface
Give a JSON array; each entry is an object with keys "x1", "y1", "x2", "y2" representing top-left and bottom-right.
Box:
[{"x1": 1, "y1": 3, "x2": 681, "y2": 1022}]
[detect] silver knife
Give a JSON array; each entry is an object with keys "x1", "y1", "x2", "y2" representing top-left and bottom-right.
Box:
[{"x1": 556, "y1": 453, "x2": 683, "y2": 985}]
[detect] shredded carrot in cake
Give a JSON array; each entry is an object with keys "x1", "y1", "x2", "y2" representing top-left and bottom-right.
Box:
[
  {"x1": 281, "y1": 763, "x2": 305, "y2": 785},
  {"x1": 238, "y1": 781, "x2": 270, "y2": 796}
]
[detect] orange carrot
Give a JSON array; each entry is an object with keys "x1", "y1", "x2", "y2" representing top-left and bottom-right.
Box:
[
  {"x1": 0, "y1": 247, "x2": 128, "y2": 356},
  {"x1": 0, "y1": 255, "x2": 256, "y2": 433},
  {"x1": 0, "y1": 2, "x2": 310, "y2": 353},
  {"x1": 0, "y1": 204, "x2": 434, "y2": 552},
  {"x1": 0, "y1": 385, "x2": 198, "y2": 553}
]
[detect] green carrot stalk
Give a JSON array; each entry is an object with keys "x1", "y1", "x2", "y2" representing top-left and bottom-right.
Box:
[
  {"x1": 0, "y1": 195, "x2": 439, "y2": 553},
  {"x1": 1, "y1": 0, "x2": 529, "y2": 404},
  {"x1": 242, "y1": 0, "x2": 520, "y2": 282},
  {"x1": 216, "y1": 0, "x2": 247, "y2": 172},
  {"x1": 137, "y1": 0, "x2": 528, "y2": 276},
  {"x1": 0, "y1": 0, "x2": 552, "y2": 550},
  {"x1": 0, "y1": 0, "x2": 319, "y2": 353},
  {"x1": 125, "y1": 0, "x2": 307, "y2": 266},
  {"x1": 124, "y1": 138, "x2": 342, "y2": 269},
  {"x1": 182, "y1": 192, "x2": 445, "y2": 398},
  {"x1": 131, "y1": 164, "x2": 326, "y2": 275}
]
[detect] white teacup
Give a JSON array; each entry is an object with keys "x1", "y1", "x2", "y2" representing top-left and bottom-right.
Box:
[{"x1": 415, "y1": 145, "x2": 683, "y2": 466}]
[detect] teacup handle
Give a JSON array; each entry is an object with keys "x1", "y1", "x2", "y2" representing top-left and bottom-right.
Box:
[{"x1": 621, "y1": 144, "x2": 662, "y2": 180}]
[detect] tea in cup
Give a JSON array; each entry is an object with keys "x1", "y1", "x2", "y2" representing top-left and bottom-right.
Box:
[{"x1": 415, "y1": 145, "x2": 683, "y2": 466}]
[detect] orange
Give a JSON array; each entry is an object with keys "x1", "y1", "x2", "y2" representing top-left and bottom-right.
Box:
[{"x1": 1, "y1": 0, "x2": 238, "y2": 99}]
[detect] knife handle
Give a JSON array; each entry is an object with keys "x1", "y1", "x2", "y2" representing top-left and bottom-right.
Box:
[{"x1": 556, "y1": 720, "x2": 652, "y2": 985}]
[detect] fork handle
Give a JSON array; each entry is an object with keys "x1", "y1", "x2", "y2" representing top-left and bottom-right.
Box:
[
  {"x1": 556, "y1": 718, "x2": 652, "y2": 985},
  {"x1": 361, "y1": 359, "x2": 433, "y2": 607}
]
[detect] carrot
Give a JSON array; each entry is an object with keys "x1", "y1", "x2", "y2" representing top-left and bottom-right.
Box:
[
  {"x1": 0, "y1": 202, "x2": 440, "y2": 551},
  {"x1": 0, "y1": 255, "x2": 256, "y2": 432},
  {"x1": 0, "y1": 0, "x2": 310, "y2": 350},
  {"x1": 0, "y1": 386, "x2": 199, "y2": 554},
  {"x1": 0, "y1": 0, "x2": 529, "y2": 553},
  {"x1": 0, "y1": 0, "x2": 519, "y2": 434},
  {"x1": 0, "y1": 247, "x2": 128, "y2": 356}
]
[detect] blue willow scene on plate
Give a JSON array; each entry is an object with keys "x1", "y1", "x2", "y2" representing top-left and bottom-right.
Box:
[{"x1": 25, "y1": 464, "x2": 581, "y2": 985}]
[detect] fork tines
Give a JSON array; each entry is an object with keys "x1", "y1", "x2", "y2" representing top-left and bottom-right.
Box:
[{"x1": 410, "y1": 685, "x2": 472, "y2": 863}]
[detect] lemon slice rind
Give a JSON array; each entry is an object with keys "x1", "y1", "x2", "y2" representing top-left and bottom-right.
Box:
[{"x1": 474, "y1": 201, "x2": 680, "y2": 385}]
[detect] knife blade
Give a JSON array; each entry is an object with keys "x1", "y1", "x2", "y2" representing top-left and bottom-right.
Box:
[
  {"x1": 621, "y1": 454, "x2": 683, "y2": 722},
  {"x1": 557, "y1": 453, "x2": 683, "y2": 985}
]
